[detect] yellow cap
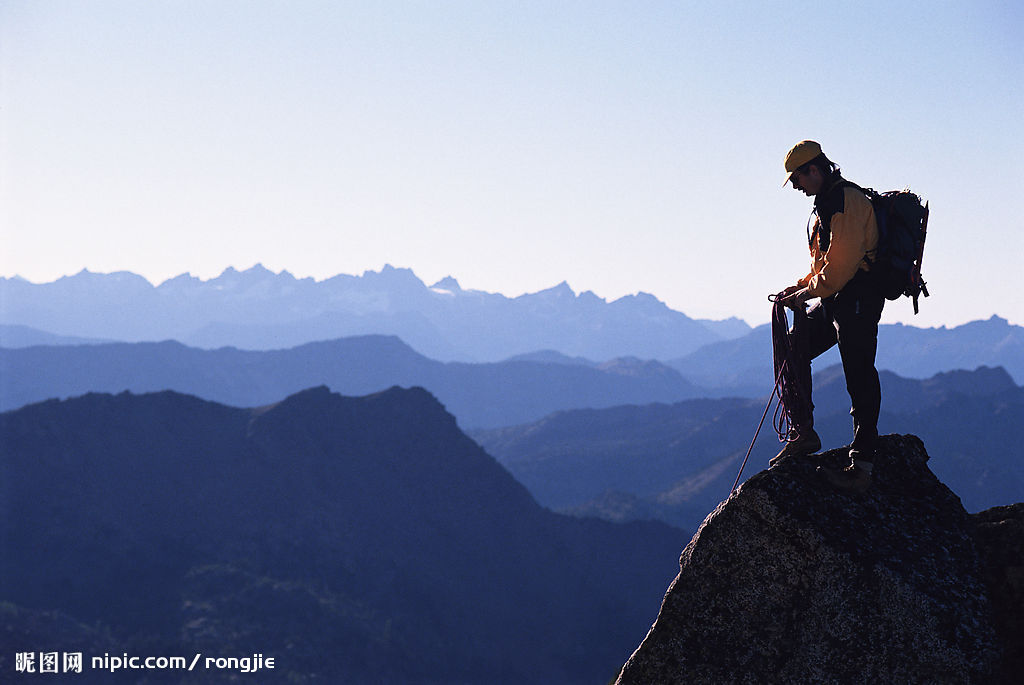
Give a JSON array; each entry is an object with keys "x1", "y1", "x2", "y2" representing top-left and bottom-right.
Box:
[{"x1": 783, "y1": 140, "x2": 823, "y2": 186}]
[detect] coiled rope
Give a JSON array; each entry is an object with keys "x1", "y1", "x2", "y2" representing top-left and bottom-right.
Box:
[
  {"x1": 729, "y1": 297, "x2": 812, "y2": 495},
  {"x1": 771, "y1": 298, "x2": 812, "y2": 444}
]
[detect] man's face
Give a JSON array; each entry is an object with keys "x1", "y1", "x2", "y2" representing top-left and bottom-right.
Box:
[{"x1": 790, "y1": 165, "x2": 823, "y2": 196}]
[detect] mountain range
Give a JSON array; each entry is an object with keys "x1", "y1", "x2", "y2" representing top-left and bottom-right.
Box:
[
  {"x1": 0, "y1": 386, "x2": 683, "y2": 684},
  {"x1": 6, "y1": 321, "x2": 1019, "y2": 525},
  {"x1": 4, "y1": 267, "x2": 1022, "y2": 389},
  {"x1": 5, "y1": 264, "x2": 1023, "y2": 684},
  {"x1": 473, "y1": 364, "x2": 1024, "y2": 531},
  {"x1": 0, "y1": 265, "x2": 747, "y2": 362},
  {"x1": 0, "y1": 336, "x2": 703, "y2": 429}
]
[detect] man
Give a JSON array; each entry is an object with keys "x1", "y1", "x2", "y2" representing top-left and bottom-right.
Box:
[{"x1": 774, "y1": 140, "x2": 884, "y2": 491}]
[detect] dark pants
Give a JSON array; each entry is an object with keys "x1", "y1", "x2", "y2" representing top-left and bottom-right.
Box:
[{"x1": 788, "y1": 272, "x2": 885, "y2": 455}]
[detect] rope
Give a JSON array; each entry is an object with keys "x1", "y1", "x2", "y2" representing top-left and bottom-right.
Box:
[
  {"x1": 771, "y1": 298, "x2": 812, "y2": 443},
  {"x1": 730, "y1": 360, "x2": 785, "y2": 495},
  {"x1": 729, "y1": 296, "x2": 814, "y2": 495}
]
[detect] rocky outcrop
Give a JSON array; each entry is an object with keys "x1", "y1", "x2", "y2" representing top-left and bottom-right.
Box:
[
  {"x1": 972, "y1": 503, "x2": 1024, "y2": 684},
  {"x1": 616, "y1": 435, "x2": 1011, "y2": 684}
]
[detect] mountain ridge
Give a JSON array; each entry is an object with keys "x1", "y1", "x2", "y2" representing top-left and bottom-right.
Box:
[
  {"x1": 4, "y1": 267, "x2": 1020, "y2": 383},
  {"x1": 0, "y1": 265, "x2": 745, "y2": 361},
  {"x1": 474, "y1": 364, "x2": 1024, "y2": 529},
  {"x1": 0, "y1": 335, "x2": 705, "y2": 429},
  {"x1": 0, "y1": 385, "x2": 683, "y2": 684}
]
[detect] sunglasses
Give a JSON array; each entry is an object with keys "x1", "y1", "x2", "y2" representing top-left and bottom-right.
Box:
[{"x1": 790, "y1": 164, "x2": 811, "y2": 185}]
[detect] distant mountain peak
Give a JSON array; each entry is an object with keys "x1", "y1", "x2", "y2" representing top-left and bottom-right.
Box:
[
  {"x1": 285, "y1": 384, "x2": 333, "y2": 400},
  {"x1": 925, "y1": 365, "x2": 1018, "y2": 394},
  {"x1": 236, "y1": 264, "x2": 275, "y2": 278},
  {"x1": 358, "y1": 264, "x2": 427, "y2": 291},
  {"x1": 204, "y1": 264, "x2": 293, "y2": 293},
  {"x1": 430, "y1": 276, "x2": 462, "y2": 293},
  {"x1": 610, "y1": 291, "x2": 673, "y2": 314},
  {"x1": 61, "y1": 268, "x2": 154, "y2": 286},
  {"x1": 257, "y1": 383, "x2": 448, "y2": 418},
  {"x1": 615, "y1": 291, "x2": 661, "y2": 304},
  {"x1": 375, "y1": 263, "x2": 418, "y2": 278},
  {"x1": 530, "y1": 281, "x2": 576, "y2": 299},
  {"x1": 157, "y1": 272, "x2": 202, "y2": 290}
]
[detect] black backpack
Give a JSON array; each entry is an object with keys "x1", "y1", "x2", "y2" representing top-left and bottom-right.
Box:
[{"x1": 840, "y1": 183, "x2": 931, "y2": 313}]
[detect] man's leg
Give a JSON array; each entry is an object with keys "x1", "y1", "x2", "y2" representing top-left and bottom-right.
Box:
[
  {"x1": 819, "y1": 279, "x2": 885, "y2": 491},
  {"x1": 834, "y1": 288, "x2": 885, "y2": 455}
]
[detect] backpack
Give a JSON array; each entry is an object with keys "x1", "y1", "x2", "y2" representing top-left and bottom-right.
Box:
[{"x1": 839, "y1": 183, "x2": 931, "y2": 314}]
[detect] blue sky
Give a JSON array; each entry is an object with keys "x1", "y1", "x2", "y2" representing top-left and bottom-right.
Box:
[{"x1": 2, "y1": 1, "x2": 1021, "y2": 327}]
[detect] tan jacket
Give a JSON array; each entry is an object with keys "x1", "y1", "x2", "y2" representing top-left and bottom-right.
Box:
[{"x1": 797, "y1": 185, "x2": 879, "y2": 299}]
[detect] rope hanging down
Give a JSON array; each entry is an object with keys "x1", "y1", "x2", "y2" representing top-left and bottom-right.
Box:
[
  {"x1": 729, "y1": 360, "x2": 785, "y2": 495},
  {"x1": 729, "y1": 298, "x2": 813, "y2": 495}
]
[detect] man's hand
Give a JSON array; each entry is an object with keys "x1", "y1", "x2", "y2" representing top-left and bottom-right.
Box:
[
  {"x1": 777, "y1": 284, "x2": 803, "y2": 298},
  {"x1": 779, "y1": 286, "x2": 812, "y2": 310}
]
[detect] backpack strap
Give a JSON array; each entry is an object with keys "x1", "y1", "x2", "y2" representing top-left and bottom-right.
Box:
[
  {"x1": 810, "y1": 177, "x2": 851, "y2": 252},
  {"x1": 806, "y1": 208, "x2": 818, "y2": 248}
]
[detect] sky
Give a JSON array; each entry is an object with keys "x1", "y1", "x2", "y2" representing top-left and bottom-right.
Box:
[{"x1": 2, "y1": 0, "x2": 1021, "y2": 328}]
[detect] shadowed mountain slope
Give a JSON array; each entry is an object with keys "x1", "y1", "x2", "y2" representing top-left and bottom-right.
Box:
[
  {"x1": 0, "y1": 336, "x2": 702, "y2": 429},
  {"x1": 0, "y1": 324, "x2": 110, "y2": 347},
  {"x1": 0, "y1": 386, "x2": 682, "y2": 684},
  {"x1": 474, "y1": 365, "x2": 1024, "y2": 530}
]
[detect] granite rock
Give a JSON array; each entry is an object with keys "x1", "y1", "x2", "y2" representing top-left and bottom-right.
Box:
[
  {"x1": 616, "y1": 435, "x2": 1003, "y2": 685},
  {"x1": 971, "y1": 502, "x2": 1024, "y2": 684}
]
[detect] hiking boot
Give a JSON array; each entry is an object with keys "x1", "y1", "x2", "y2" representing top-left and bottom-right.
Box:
[
  {"x1": 817, "y1": 461, "x2": 873, "y2": 493},
  {"x1": 769, "y1": 428, "x2": 821, "y2": 467}
]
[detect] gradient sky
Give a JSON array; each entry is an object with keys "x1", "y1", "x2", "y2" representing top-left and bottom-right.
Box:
[{"x1": 2, "y1": 1, "x2": 1021, "y2": 328}]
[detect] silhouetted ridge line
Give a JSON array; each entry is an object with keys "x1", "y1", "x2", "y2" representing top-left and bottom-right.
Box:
[{"x1": 0, "y1": 386, "x2": 684, "y2": 684}]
